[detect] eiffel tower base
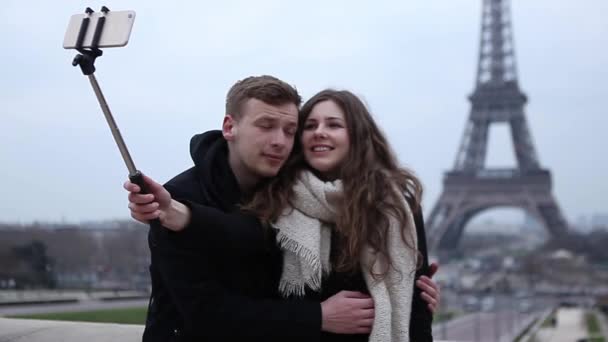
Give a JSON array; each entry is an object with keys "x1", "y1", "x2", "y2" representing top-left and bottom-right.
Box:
[{"x1": 427, "y1": 169, "x2": 569, "y2": 253}]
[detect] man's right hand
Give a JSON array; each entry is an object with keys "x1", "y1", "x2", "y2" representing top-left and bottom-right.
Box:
[
  {"x1": 321, "y1": 291, "x2": 374, "y2": 334},
  {"x1": 124, "y1": 175, "x2": 190, "y2": 231}
]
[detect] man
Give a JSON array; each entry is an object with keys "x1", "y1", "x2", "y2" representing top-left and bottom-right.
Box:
[{"x1": 126, "y1": 75, "x2": 440, "y2": 341}]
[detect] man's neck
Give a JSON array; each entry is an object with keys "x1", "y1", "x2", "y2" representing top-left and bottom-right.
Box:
[{"x1": 227, "y1": 150, "x2": 260, "y2": 194}]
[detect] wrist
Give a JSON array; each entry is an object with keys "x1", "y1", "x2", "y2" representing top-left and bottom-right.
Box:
[
  {"x1": 162, "y1": 200, "x2": 191, "y2": 231},
  {"x1": 320, "y1": 301, "x2": 329, "y2": 332}
]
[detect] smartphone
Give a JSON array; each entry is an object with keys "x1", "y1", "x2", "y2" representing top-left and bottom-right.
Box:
[{"x1": 63, "y1": 10, "x2": 136, "y2": 49}]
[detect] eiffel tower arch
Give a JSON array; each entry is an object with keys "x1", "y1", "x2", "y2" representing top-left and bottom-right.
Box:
[{"x1": 427, "y1": 0, "x2": 569, "y2": 252}]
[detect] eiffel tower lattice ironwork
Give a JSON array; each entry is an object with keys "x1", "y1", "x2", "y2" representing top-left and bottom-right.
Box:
[{"x1": 426, "y1": 0, "x2": 569, "y2": 251}]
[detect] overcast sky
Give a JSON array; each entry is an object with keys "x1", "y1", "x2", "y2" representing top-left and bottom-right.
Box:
[{"x1": 1, "y1": 0, "x2": 606, "y2": 225}]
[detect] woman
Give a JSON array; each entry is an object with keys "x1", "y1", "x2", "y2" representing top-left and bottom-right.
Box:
[{"x1": 245, "y1": 89, "x2": 434, "y2": 341}]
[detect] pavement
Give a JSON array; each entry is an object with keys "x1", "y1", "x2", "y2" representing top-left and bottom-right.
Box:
[
  {"x1": 433, "y1": 310, "x2": 537, "y2": 342},
  {"x1": 0, "y1": 318, "x2": 143, "y2": 342},
  {"x1": 534, "y1": 307, "x2": 588, "y2": 342},
  {"x1": 0, "y1": 317, "x2": 460, "y2": 342}
]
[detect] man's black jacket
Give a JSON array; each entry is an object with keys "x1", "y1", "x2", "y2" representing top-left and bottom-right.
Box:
[{"x1": 142, "y1": 130, "x2": 321, "y2": 341}]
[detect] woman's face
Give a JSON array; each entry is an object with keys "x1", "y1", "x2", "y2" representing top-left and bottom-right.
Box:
[{"x1": 301, "y1": 100, "x2": 350, "y2": 180}]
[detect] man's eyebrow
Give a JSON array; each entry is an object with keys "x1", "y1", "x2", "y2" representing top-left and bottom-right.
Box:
[{"x1": 253, "y1": 115, "x2": 278, "y2": 122}]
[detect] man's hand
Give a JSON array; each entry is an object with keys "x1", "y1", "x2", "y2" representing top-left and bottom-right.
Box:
[
  {"x1": 124, "y1": 174, "x2": 190, "y2": 231},
  {"x1": 321, "y1": 291, "x2": 375, "y2": 334},
  {"x1": 416, "y1": 262, "x2": 441, "y2": 314}
]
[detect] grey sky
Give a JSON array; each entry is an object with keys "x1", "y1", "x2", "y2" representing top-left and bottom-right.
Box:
[{"x1": 1, "y1": 1, "x2": 607, "y2": 224}]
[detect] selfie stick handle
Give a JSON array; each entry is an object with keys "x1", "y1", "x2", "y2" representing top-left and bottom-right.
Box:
[{"x1": 71, "y1": 7, "x2": 155, "y2": 208}]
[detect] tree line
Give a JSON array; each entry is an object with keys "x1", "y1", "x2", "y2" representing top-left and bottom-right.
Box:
[{"x1": 0, "y1": 221, "x2": 149, "y2": 289}]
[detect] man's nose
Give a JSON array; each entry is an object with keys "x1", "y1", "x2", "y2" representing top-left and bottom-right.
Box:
[{"x1": 270, "y1": 129, "x2": 289, "y2": 148}]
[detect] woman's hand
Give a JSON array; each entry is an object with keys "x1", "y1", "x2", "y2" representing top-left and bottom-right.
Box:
[{"x1": 417, "y1": 262, "x2": 441, "y2": 313}]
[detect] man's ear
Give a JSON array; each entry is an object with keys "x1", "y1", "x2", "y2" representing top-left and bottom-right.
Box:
[{"x1": 222, "y1": 115, "x2": 237, "y2": 141}]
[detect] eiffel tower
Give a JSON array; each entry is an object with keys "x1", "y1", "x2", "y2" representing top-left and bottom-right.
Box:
[{"x1": 426, "y1": 0, "x2": 569, "y2": 252}]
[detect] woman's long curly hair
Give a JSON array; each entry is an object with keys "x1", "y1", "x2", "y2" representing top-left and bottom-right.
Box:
[{"x1": 244, "y1": 89, "x2": 423, "y2": 278}]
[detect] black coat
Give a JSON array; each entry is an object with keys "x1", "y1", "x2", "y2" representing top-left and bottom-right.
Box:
[
  {"x1": 142, "y1": 130, "x2": 321, "y2": 342},
  {"x1": 312, "y1": 207, "x2": 434, "y2": 342}
]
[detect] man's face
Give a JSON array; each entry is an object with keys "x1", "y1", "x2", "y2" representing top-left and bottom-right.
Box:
[{"x1": 223, "y1": 98, "x2": 298, "y2": 182}]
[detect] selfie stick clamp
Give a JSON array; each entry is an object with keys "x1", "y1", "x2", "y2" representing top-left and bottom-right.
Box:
[
  {"x1": 71, "y1": 7, "x2": 107, "y2": 75},
  {"x1": 71, "y1": 6, "x2": 151, "y2": 198}
]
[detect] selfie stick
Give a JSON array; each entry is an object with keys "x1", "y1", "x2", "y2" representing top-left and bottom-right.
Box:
[{"x1": 71, "y1": 7, "x2": 157, "y2": 221}]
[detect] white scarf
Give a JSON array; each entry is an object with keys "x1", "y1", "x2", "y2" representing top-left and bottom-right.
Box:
[{"x1": 273, "y1": 171, "x2": 418, "y2": 342}]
